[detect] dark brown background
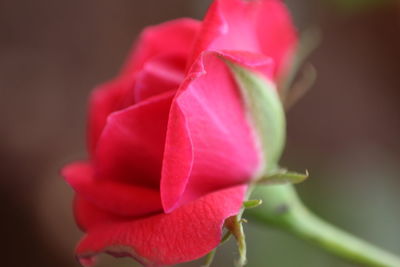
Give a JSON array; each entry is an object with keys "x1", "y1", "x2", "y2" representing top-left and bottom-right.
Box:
[{"x1": 1, "y1": 0, "x2": 399, "y2": 266}]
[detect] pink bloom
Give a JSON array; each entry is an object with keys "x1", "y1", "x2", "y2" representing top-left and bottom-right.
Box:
[{"x1": 62, "y1": 0, "x2": 296, "y2": 266}]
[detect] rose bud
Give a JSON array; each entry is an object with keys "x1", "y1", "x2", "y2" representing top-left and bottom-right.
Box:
[{"x1": 62, "y1": 0, "x2": 297, "y2": 266}]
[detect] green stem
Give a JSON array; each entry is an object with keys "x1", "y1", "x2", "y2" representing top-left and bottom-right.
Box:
[{"x1": 247, "y1": 184, "x2": 400, "y2": 267}]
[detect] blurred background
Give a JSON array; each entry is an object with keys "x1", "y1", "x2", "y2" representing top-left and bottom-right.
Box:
[{"x1": 1, "y1": 0, "x2": 399, "y2": 266}]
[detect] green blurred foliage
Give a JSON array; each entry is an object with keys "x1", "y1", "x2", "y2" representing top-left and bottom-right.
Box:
[{"x1": 327, "y1": 0, "x2": 395, "y2": 12}]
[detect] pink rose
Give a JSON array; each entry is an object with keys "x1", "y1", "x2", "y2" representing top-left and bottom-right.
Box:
[{"x1": 62, "y1": 0, "x2": 296, "y2": 266}]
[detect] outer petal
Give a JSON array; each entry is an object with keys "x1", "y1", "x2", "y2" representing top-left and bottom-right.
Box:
[
  {"x1": 75, "y1": 185, "x2": 247, "y2": 267},
  {"x1": 161, "y1": 52, "x2": 268, "y2": 212},
  {"x1": 191, "y1": 0, "x2": 297, "y2": 79},
  {"x1": 73, "y1": 196, "x2": 122, "y2": 231},
  {"x1": 95, "y1": 91, "x2": 174, "y2": 188},
  {"x1": 63, "y1": 162, "x2": 162, "y2": 217},
  {"x1": 88, "y1": 18, "x2": 201, "y2": 154},
  {"x1": 121, "y1": 18, "x2": 201, "y2": 75},
  {"x1": 133, "y1": 55, "x2": 186, "y2": 103},
  {"x1": 88, "y1": 76, "x2": 136, "y2": 155}
]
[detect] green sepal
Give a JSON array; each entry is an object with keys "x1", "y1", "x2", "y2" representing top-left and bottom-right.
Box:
[
  {"x1": 227, "y1": 62, "x2": 286, "y2": 172},
  {"x1": 258, "y1": 169, "x2": 309, "y2": 185},
  {"x1": 202, "y1": 249, "x2": 217, "y2": 267},
  {"x1": 279, "y1": 27, "x2": 320, "y2": 102},
  {"x1": 225, "y1": 215, "x2": 247, "y2": 267},
  {"x1": 243, "y1": 199, "x2": 263, "y2": 209},
  {"x1": 221, "y1": 230, "x2": 233, "y2": 244},
  {"x1": 202, "y1": 230, "x2": 233, "y2": 267}
]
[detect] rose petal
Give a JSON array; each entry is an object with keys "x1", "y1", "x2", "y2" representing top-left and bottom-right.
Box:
[
  {"x1": 75, "y1": 185, "x2": 247, "y2": 267},
  {"x1": 191, "y1": 0, "x2": 297, "y2": 79},
  {"x1": 88, "y1": 18, "x2": 201, "y2": 154},
  {"x1": 88, "y1": 76, "x2": 136, "y2": 155},
  {"x1": 134, "y1": 55, "x2": 186, "y2": 103},
  {"x1": 192, "y1": 50, "x2": 275, "y2": 79},
  {"x1": 95, "y1": 91, "x2": 175, "y2": 188},
  {"x1": 73, "y1": 196, "x2": 122, "y2": 231},
  {"x1": 63, "y1": 162, "x2": 162, "y2": 217},
  {"x1": 159, "y1": 102, "x2": 194, "y2": 214},
  {"x1": 122, "y1": 18, "x2": 201, "y2": 75},
  {"x1": 161, "y1": 52, "x2": 265, "y2": 212}
]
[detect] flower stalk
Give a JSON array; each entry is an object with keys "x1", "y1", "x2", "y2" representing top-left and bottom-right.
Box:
[{"x1": 247, "y1": 184, "x2": 400, "y2": 267}]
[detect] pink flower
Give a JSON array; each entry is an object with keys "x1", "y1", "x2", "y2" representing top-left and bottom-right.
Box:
[{"x1": 62, "y1": 0, "x2": 296, "y2": 266}]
